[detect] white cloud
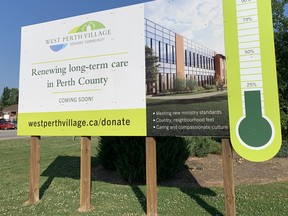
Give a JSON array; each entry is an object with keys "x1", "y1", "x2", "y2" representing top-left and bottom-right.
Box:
[{"x1": 144, "y1": 0, "x2": 225, "y2": 54}]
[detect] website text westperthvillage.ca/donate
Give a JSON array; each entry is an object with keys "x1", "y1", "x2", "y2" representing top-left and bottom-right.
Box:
[{"x1": 27, "y1": 117, "x2": 131, "y2": 129}]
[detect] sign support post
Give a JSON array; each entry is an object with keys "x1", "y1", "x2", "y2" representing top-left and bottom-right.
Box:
[
  {"x1": 146, "y1": 137, "x2": 157, "y2": 216},
  {"x1": 222, "y1": 138, "x2": 236, "y2": 216},
  {"x1": 79, "y1": 136, "x2": 93, "y2": 212},
  {"x1": 27, "y1": 136, "x2": 41, "y2": 205}
]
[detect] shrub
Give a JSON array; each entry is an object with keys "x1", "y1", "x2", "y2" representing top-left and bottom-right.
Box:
[
  {"x1": 185, "y1": 137, "x2": 221, "y2": 157},
  {"x1": 280, "y1": 110, "x2": 288, "y2": 140},
  {"x1": 196, "y1": 86, "x2": 204, "y2": 91},
  {"x1": 174, "y1": 78, "x2": 187, "y2": 91},
  {"x1": 203, "y1": 84, "x2": 215, "y2": 90},
  {"x1": 276, "y1": 140, "x2": 288, "y2": 158},
  {"x1": 97, "y1": 136, "x2": 190, "y2": 184},
  {"x1": 97, "y1": 136, "x2": 118, "y2": 170},
  {"x1": 156, "y1": 137, "x2": 190, "y2": 181},
  {"x1": 186, "y1": 79, "x2": 197, "y2": 91}
]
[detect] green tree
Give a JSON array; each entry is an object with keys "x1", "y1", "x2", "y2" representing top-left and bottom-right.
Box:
[
  {"x1": 272, "y1": 0, "x2": 288, "y2": 108},
  {"x1": 272, "y1": 0, "x2": 288, "y2": 138},
  {"x1": 0, "y1": 87, "x2": 19, "y2": 110},
  {"x1": 0, "y1": 87, "x2": 9, "y2": 110},
  {"x1": 145, "y1": 46, "x2": 159, "y2": 95}
]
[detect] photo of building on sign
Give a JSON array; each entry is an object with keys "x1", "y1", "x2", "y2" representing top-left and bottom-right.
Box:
[
  {"x1": 144, "y1": 0, "x2": 229, "y2": 137},
  {"x1": 145, "y1": 18, "x2": 227, "y2": 94}
]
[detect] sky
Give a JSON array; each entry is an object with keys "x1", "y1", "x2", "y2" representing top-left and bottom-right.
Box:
[
  {"x1": 0, "y1": 0, "x2": 286, "y2": 96},
  {"x1": 145, "y1": 0, "x2": 225, "y2": 53}
]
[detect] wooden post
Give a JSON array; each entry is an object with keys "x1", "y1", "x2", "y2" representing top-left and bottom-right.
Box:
[
  {"x1": 78, "y1": 136, "x2": 93, "y2": 212},
  {"x1": 27, "y1": 136, "x2": 41, "y2": 204},
  {"x1": 222, "y1": 138, "x2": 236, "y2": 216},
  {"x1": 146, "y1": 137, "x2": 157, "y2": 216}
]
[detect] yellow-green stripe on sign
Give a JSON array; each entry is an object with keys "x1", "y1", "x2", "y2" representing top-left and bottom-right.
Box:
[
  {"x1": 17, "y1": 108, "x2": 147, "y2": 136},
  {"x1": 223, "y1": 0, "x2": 282, "y2": 161}
]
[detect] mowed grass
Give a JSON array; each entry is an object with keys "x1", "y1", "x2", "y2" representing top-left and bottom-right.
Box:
[{"x1": 0, "y1": 136, "x2": 287, "y2": 215}]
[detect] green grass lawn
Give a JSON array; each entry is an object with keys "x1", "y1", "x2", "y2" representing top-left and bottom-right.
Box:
[{"x1": 0, "y1": 137, "x2": 287, "y2": 215}]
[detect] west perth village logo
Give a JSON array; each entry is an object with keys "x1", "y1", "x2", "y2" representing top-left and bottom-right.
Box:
[{"x1": 45, "y1": 21, "x2": 112, "y2": 52}]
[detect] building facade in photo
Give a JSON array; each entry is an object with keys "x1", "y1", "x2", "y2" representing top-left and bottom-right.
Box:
[{"x1": 145, "y1": 18, "x2": 226, "y2": 94}]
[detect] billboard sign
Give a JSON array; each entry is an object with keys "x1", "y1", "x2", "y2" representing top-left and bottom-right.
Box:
[
  {"x1": 19, "y1": 1, "x2": 231, "y2": 137},
  {"x1": 144, "y1": 0, "x2": 230, "y2": 137},
  {"x1": 20, "y1": 0, "x2": 281, "y2": 146},
  {"x1": 18, "y1": 4, "x2": 146, "y2": 136},
  {"x1": 223, "y1": 0, "x2": 282, "y2": 161}
]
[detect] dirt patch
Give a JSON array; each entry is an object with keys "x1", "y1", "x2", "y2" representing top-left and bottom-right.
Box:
[
  {"x1": 92, "y1": 153, "x2": 288, "y2": 188},
  {"x1": 161, "y1": 153, "x2": 288, "y2": 188}
]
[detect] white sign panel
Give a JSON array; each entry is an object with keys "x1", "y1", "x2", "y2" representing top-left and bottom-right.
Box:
[{"x1": 18, "y1": 4, "x2": 146, "y2": 136}]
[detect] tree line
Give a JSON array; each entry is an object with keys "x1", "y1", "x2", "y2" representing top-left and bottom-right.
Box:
[
  {"x1": 272, "y1": 0, "x2": 288, "y2": 139},
  {"x1": 0, "y1": 87, "x2": 19, "y2": 111}
]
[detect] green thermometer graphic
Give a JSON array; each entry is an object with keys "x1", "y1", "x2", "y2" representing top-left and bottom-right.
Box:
[{"x1": 223, "y1": 0, "x2": 282, "y2": 161}]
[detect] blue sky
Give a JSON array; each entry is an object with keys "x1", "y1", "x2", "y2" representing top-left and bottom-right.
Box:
[
  {"x1": 0, "y1": 0, "x2": 287, "y2": 96},
  {"x1": 145, "y1": 0, "x2": 225, "y2": 54}
]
